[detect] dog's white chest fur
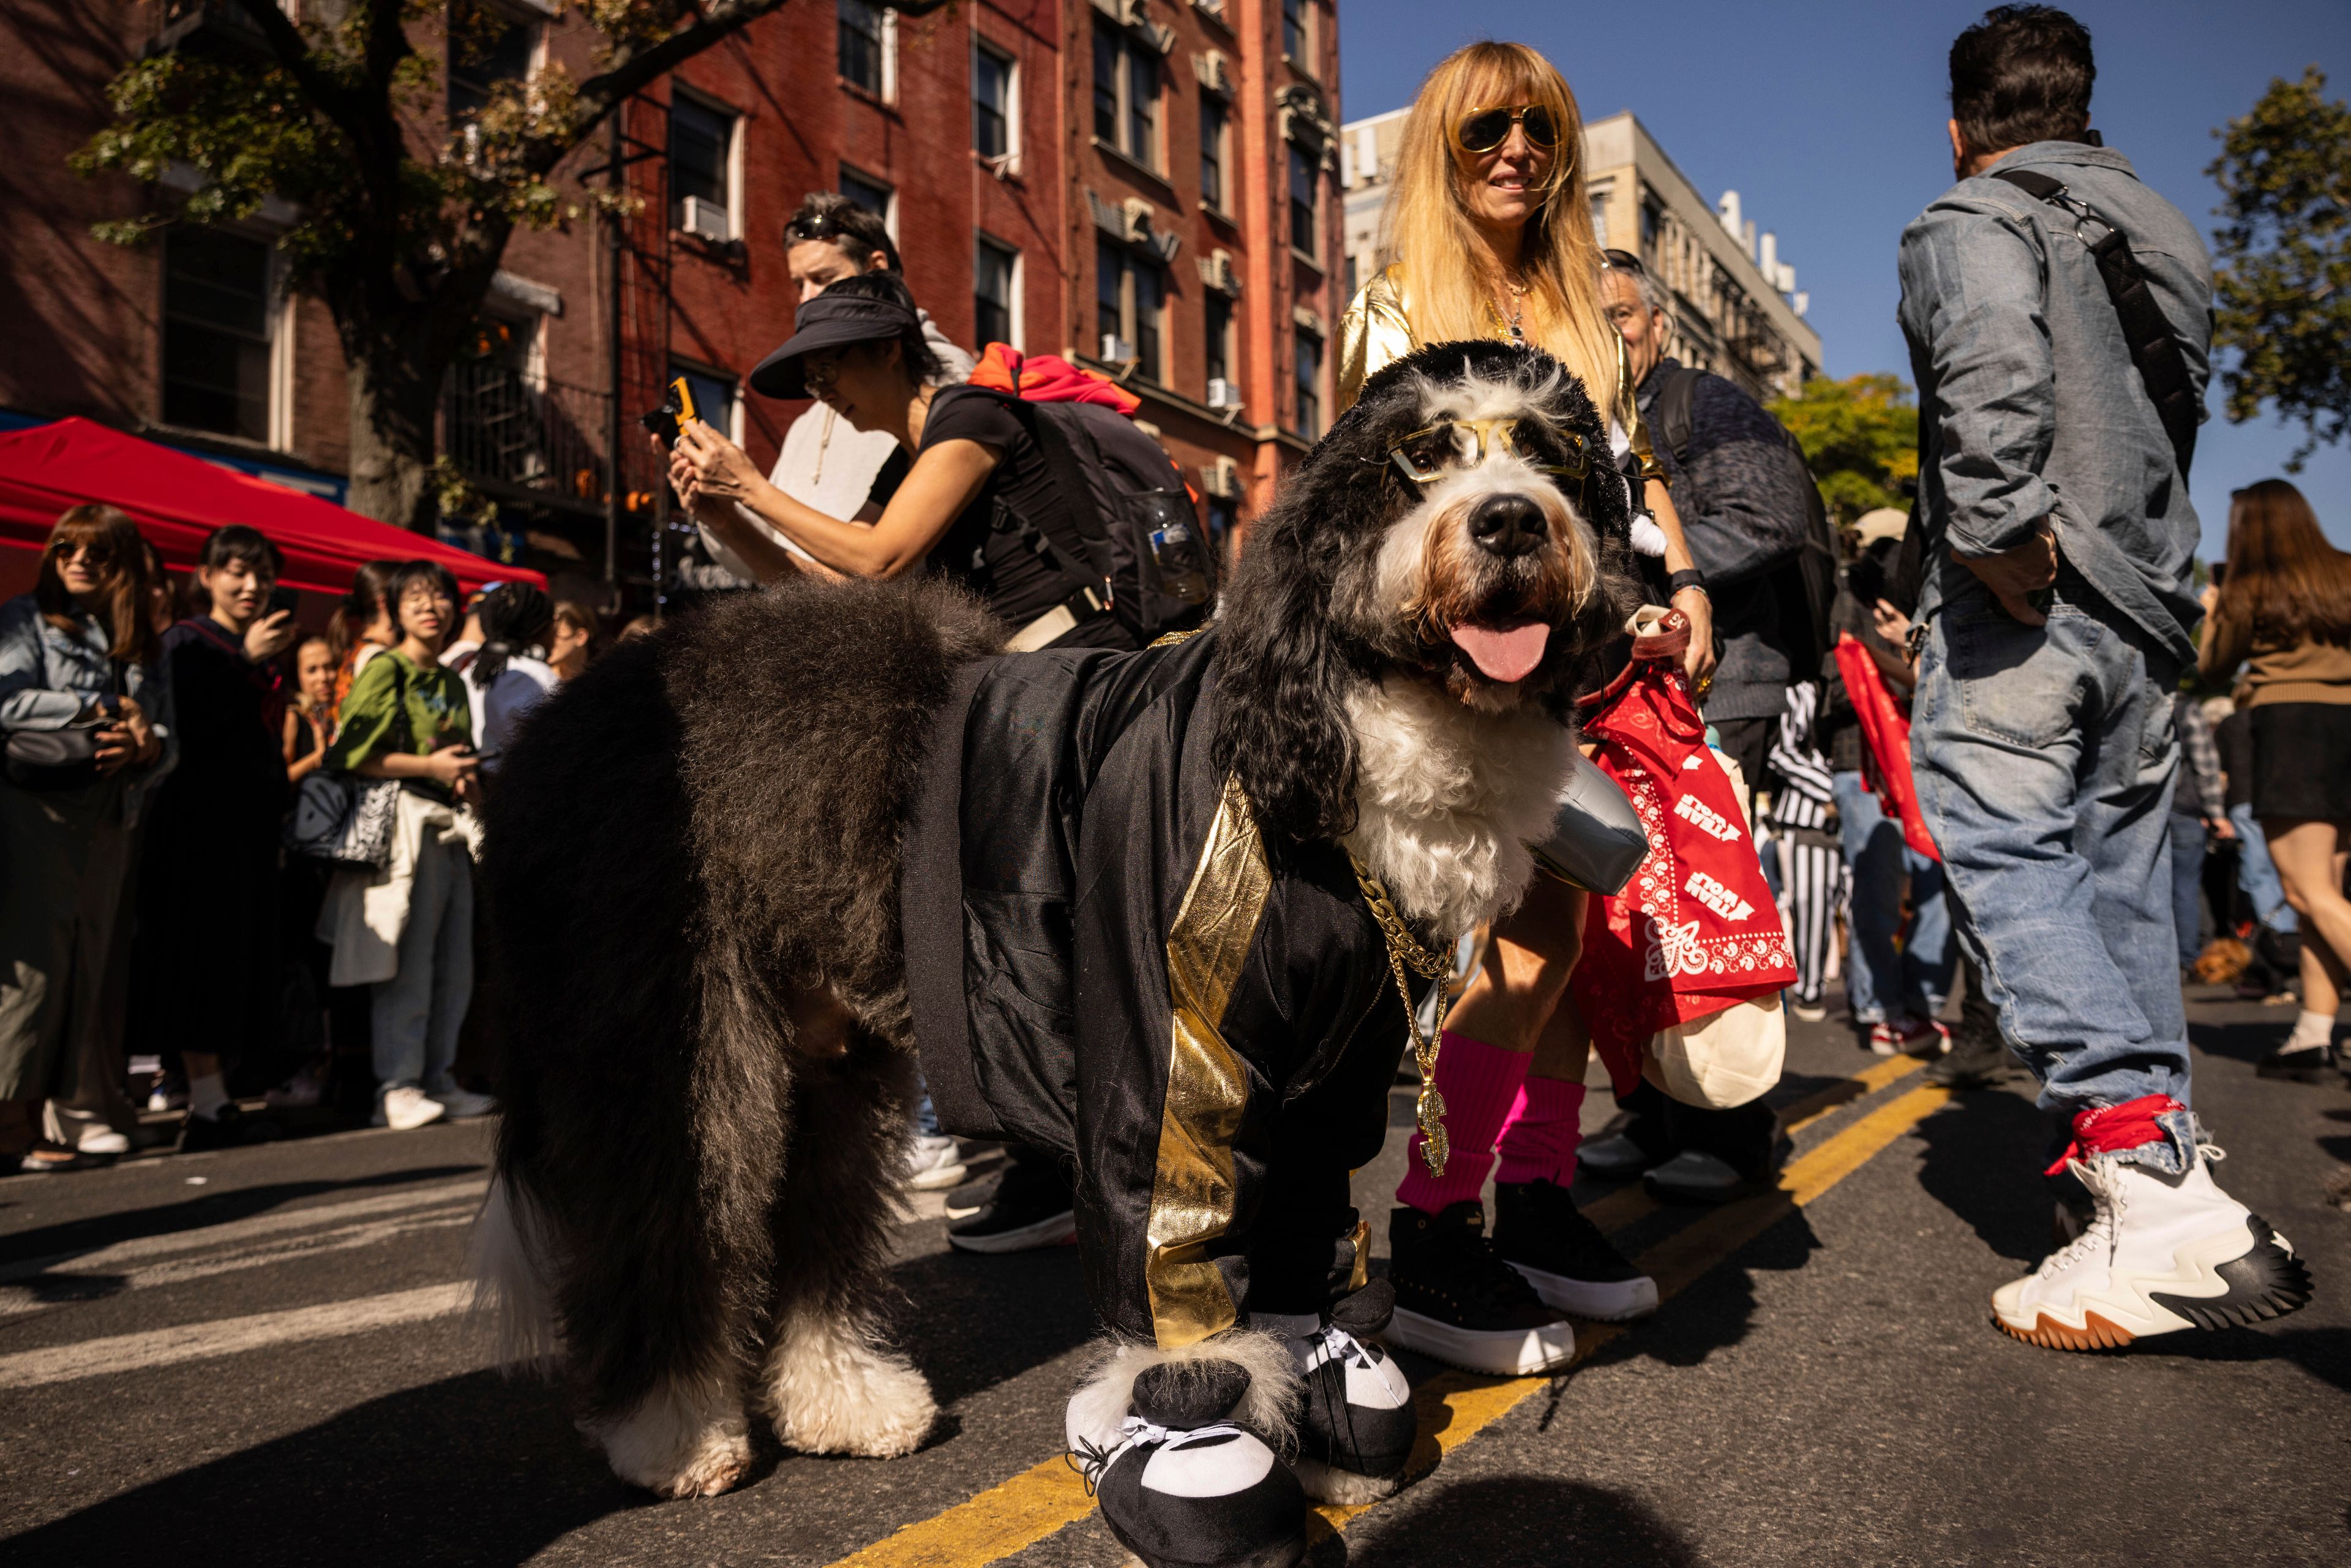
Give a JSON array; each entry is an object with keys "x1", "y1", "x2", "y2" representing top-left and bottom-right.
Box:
[{"x1": 1341, "y1": 678, "x2": 1576, "y2": 938}]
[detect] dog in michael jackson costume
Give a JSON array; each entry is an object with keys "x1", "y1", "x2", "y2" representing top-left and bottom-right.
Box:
[{"x1": 471, "y1": 340, "x2": 1646, "y2": 1567}]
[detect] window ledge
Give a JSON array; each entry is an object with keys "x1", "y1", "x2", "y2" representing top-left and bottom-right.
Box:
[
  {"x1": 974, "y1": 150, "x2": 1026, "y2": 184},
  {"x1": 1289, "y1": 247, "x2": 1324, "y2": 276},
  {"x1": 1092, "y1": 138, "x2": 1176, "y2": 200},
  {"x1": 837, "y1": 78, "x2": 896, "y2": 113},
  {"x1": 1199, "y1": 200, "x2": 1238, "y2": 229}
]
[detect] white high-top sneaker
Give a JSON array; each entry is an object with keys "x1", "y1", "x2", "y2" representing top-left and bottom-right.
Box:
[{"x1": 1992, "y1": 1140, "x2": 2312, "y2": 1350}]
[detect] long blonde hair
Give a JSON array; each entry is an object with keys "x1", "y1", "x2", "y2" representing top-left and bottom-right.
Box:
[{"x1": 1382, "y1": 42, "x2": 1621, "y2": 421}]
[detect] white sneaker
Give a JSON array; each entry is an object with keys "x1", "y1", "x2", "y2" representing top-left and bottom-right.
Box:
[
  {"x1": 76, "y1": 1127, "x2": 131, "y2": 1157},
  {"x1": 375, "y1": 1086, "x2": 448, "y2": 1131},
  {"x1": 905, "y1": 1132, "x2": 968, "y2": 1191},
  {"x1": 429, "y1": 1086, "x2": 499, "y2": 1119},
  {"x1": 1992, "y1": 1142, "x2": 2313, "y2": 1349}
]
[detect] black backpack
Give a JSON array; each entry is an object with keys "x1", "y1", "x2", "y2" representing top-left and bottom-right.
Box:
[
  {"x1": 972, "y1": 390, "x2": 1217, "y2": 646},
  {"x1": 1649, "y1": 366, "x2": 1838, "y2": 667}
]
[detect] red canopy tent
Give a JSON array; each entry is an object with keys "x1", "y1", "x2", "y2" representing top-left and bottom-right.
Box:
[{"x1": 0, "y1": 418, "x2": 543, "y2": 601}]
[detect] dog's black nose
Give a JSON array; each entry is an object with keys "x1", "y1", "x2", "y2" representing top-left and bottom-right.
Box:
[{"x1": 1466, "y1": 492, "x2": 1548, "y2": 557}]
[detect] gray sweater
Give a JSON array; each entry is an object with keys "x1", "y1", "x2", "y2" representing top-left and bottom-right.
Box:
[{"x1": 1897, "y1": 142, "x2": 2211, "y2": 662}]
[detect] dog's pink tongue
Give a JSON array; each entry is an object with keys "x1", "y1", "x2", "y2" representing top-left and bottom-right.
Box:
[{"x1": 1449, "y1": 621, "x2": 1550, "y2": 683}]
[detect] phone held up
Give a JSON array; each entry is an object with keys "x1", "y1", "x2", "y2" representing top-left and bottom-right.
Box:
[
  {"x1": 638, "y1": 376, "x2": 700, "y2": 449},
  {"x1": 266, "y1": 584, "x2": 301, "y2": 618}
]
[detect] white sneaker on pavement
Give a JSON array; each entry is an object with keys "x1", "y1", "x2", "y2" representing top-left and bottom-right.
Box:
[
  {"x1": 76, "y1": 1127, "x2": 131, "y2": 1157},
  {"x1": 1993, "y1": 1103, "x2": 2312, "y2": 1350},
  {"x1": 375, "y1": 1086, "x2": 448, "y2": 1131},
  {"x1": 429, "y1": 1086, "x2": 499, "y2": 1119},
  {"x1": 906, "y1": 1133, "x2": 968, "y2": 1191}
]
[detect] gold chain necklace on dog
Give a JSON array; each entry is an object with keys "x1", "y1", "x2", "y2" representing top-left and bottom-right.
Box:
[{"x1": 1346, "y1": 848, "x2": 1457, "y2": 1175}]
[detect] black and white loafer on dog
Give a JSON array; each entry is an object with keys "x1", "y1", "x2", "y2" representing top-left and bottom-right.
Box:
[
  {"x1": 1261, "y1": 1282, "x2": 1417, "y2": 1502},
  {"x1": 1070, "y1": 1357, "x2": 1306, "y2": 1568}
]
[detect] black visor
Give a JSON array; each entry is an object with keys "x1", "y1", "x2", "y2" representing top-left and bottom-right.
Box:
[{"x1": 748, "y1": 291, "x2": 921, "y2": 399}]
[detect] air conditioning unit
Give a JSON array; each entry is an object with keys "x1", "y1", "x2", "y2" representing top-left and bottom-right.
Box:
[
  {"x1": 1100, "y1": 333, "x2": 1136, "y2": 362},
  {"x1": 1205, "y1": 378, "x2": 1239, "y2": 410},
  {"x1": 680, "y1": 197, "x2": 731, "y2": 243}
]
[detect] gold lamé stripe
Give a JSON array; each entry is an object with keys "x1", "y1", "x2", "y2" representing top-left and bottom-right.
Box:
[{"x1": 1144, "y1": 773, "x2": 1272, "y2": 1348}]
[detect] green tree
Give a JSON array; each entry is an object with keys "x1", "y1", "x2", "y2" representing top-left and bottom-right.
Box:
[
  {"x1": 2208, "y1": 67, "x2": 2351, "y2": 472},
  {"x1": 1768, "y1": 373, "x2": 1918, "y2": 523},
  {"x1": 75, "y1": 1, "x2": 943, "y2": 530}
]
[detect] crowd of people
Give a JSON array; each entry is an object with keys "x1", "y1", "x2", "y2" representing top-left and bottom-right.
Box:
[
  {"x1": 0, "y1": 513, "x2": 617, "y2": 1171},
  {"x1": 0, "y1": 2, "x2": 2330, "y2": 1433}
]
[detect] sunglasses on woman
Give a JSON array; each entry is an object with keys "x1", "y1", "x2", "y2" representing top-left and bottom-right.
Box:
[{"x1": 1457, "y1": 104, "x2": 1560, "y2": 154}]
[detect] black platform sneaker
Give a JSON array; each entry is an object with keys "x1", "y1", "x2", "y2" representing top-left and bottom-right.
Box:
[
  {"x1": 1493, "y1": 1179, "x2": 1659, "y2": 1321},
  {"x1": 1072, "y1": 1360, "x2": 1307, "y2": 1568},
  {"x1": 1382, "y1": 1202, "x2": 1576, "y2": 1376},
  {"x1": 1281, "y1": 1282, "x2": 1417, "y2": 1503}
]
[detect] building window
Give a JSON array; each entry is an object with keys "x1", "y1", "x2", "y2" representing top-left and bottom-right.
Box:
[
  {"x1": 1282, "y1": 0, "x2": 1309, "y2": 65},
  {"x1": 1589, "y1": 191, "x2": 1609, "y2": 247},
  {"x1": 1294, "y1": 328, "x2": 1322, "y2": 440},
  {"x1": 1289, "y1": 141, "x2": 1318, "y2": 257},
  {"x1": 669, "y1": 95, "x2": 738, "y2": 239},
  {"x1": 1092, "y1": 19, "x2": 1158, "y2": 168},
  {"x1": 972, "y1": 39, "x2": 1015, "y2": 163},
  {"x1": 448, "y1": 1, "x2": 537, "y2": 121},
  {"x1": 838, "y1": 0, "x2": 888, "y2": 97},
  {"x1": 1641, "y1": 192, "x2": 1663, "y2": 248},
  {"x1": 671, "y1": 363, "x2": 740, "y2": 444},
  {"x1": 1096, "y1": 241, "x2": 1164, "y2": 384},
  {"x1": 975, "y1": 236, "x2": 1018, "y2": 349},
  {"x1": 1204, "y1": 493, "x2": 1237, "y2": 561},
  {"x1": 1199, "y1": 93, "x2": 1228, "y2": 212},
  {"x1": 840, "y1": 166, "x2": 896, "y2": 237},
  {"x1": 1204, "y1": 291, "x2": 1233, "y2": 388},
  {"x1": 163, "y1": 228, "x2": 274, "y2": 441}
]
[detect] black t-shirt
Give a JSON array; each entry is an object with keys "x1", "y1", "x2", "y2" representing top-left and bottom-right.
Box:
[{"x1": 917, "y1": 386, "x2": 1117, "y2": 640}]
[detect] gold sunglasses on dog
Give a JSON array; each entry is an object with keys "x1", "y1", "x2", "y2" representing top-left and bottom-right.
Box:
[
  {"x1": 1385, "y1": 418, "x2": 1590, "y2": 484},
  {"x1": 1457, "y1": 104, "x2": 1561, "y2": 154}
]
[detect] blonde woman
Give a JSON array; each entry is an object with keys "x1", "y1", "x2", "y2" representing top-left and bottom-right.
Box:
[{"x1": 1340, "y1": 41, "x2": 1714, "y2": 1373}]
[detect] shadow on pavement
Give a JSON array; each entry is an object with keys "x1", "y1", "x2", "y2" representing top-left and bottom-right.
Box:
[
  {"x1": 0, "y1": 1164, "x2": 487, "y2": 1269},
  {"x1": 1911, "y1": 1087, "x2": 2055, "y2": 1264},
  {"x1": 0, "y1": 1368, "x2": 630, "y2": 1567},
  {"x1": 1319, "y1": 1475, "x2": 1695, "y2": 1566},
  {"x1": 2132, "y1": 1322, "x2": 2351, "y2": 1394},
  {"x1": 887, "y1": 1241, "x2": 1097, "y2": 1407}
]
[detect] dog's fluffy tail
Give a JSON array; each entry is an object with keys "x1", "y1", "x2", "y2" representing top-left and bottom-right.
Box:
[{"x1": 468, "y1": 1173, "x2": 559, "y2": 1370}]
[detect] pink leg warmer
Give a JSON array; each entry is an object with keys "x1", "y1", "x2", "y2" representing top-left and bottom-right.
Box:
[
  {"x1": 1396, "y1": 1030, "x2": 1531, "y2": 1214},
  {"x1": 1495, "y1": 1076, "x2": 1588, "y2": 1188}
]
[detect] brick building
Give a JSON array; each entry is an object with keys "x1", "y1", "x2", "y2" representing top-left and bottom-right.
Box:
[{"x1": 0, "y1": 0, "x2": 1342, "y2": 607}]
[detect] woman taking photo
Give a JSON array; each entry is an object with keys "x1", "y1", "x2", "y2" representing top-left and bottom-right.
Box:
[
  {"x1": 667, "y1": 272, "x2": 1136, "y2": 655},
  {"x1": 2199, "y1": 479, "x2": 2351, "y2": 1081},
  {"x1": 320, "y1": 560, "x2": 491, "y2": 1131},
  {"x1": 0, "y1": 505, "x2": 171, "y2": 1172},
  {"x1": 1336, "y1": 41, "x2": 1717, "y2": 1373}
]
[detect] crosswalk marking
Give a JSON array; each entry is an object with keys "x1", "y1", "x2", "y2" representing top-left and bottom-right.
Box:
[
  {"x1": 823, "y1": 1067, "x2": 1956, "y2": 1568},
  {"x1": 0, "y1": 1282, "x2": 473, "y2": 1390}
]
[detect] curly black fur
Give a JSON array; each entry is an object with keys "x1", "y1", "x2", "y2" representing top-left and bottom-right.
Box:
[
  {"x1": 1214, "y1": 339, "x2": 1640, "y2": 845},
  {"x1": 483, "y1": 577, "x2": 999, "y2": 1424}
]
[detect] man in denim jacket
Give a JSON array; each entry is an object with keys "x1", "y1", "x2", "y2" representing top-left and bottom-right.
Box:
[{"x1": 1899, "y1": 6, "x2": 2309, "y2": 1349}]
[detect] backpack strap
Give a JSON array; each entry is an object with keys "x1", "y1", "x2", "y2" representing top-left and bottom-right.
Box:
[
  {"x1": 1648, "y1": 365, "x2": 1703, "y2": 468},
  {"x1": 1988, "y1": 167, "x2": 2199, "y2": 478}
]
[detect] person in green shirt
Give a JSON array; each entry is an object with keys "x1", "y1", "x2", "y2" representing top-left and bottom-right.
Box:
[{"x1": 324, "y1": 560, "x2": 491, "y2": 1131}]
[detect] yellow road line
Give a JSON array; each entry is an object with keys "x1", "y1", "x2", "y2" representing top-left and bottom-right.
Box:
[{"x1": 828, "y1": 1075, "x2": 1954, "y2": 1568}]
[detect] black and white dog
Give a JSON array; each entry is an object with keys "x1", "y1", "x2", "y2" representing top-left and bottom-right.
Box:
[{"x1": 472, "y1": 340, "x2": 1640, "y2": 1529}]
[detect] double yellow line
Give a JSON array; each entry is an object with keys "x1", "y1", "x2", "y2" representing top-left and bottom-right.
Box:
[{"x1": 832, "y1": 1055, "x2": 1951, "y2": 1568}]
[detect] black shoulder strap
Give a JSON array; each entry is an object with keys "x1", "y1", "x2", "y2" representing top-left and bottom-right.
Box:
[
  {"x1": 1650, "y1": 366, "x2": 1702, "y2": 467},
  {"x1": 951, "y1": 387, "x2": 1112, "y2": 603},
  {"x1": 1989, "y1": 167, "x2": 2199, "y2": 478}
]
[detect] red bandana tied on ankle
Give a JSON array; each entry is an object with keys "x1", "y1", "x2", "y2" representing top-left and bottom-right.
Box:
[{"x1": 2044, "y1": 1093, "x2": 2185, "y2": 1176}]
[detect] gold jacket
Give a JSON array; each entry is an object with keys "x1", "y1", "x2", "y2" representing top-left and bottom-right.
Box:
[{"x1": 1336, "y1": 263, "x2": 1666, "y2": 481}]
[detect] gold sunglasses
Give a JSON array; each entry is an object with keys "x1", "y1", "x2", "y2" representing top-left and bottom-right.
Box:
[
  {"x1": 1457, "y1": 103, "x2": 1561, "y2": 154},
  {"x1": 1384, "y1": 418, "x2": 1589, "y2": 484}
]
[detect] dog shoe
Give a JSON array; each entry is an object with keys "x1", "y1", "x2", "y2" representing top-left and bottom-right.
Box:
[
  {"x1": 1073, "y1": 1360, "x2": 1306, "y2": 1568},
  {"x1": 1281, "y1": 1283, "x2": 1416, "y2": 1502}
]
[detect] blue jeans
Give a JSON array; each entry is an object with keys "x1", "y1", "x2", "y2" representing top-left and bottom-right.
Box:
[
  {"x1": 1911, "y1": 579, "x2": 2193, "y2": 1172},
  {"x1": 1833, "y1": 771, "x2": 1955, "y2": 1024},
  {"x1": 2229, "y1": 802, "x2": 2297, "y2": 932},
  {"x1": 2169, "y1": 814, "x2": 2207, "y2": 969}
]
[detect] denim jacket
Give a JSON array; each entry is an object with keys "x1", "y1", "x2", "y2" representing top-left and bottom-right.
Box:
[
  {"x1": 1897, "y1": 142, "x2": 2212, "y2": 664},
  {"x1": 0, "y1": 594, "x2": 178, "y2": 824}
]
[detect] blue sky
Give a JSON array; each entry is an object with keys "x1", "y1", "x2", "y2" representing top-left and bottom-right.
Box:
[{"x1": 1338, "y1": 0, "x2": 2351, "y2": 555}]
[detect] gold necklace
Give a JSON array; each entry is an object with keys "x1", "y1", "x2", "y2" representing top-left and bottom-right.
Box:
[
  {"x1": 1346, "y1": 848, "x2": 1457, "y2": 1174},
  {"x1": 1491, "y1": 274, "x2": 1531, "y2": 345}
]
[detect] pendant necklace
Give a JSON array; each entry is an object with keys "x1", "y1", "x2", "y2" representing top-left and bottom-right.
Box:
[{"x1": 1496, "y1": 275, "x2": 1530, "y2": 346}]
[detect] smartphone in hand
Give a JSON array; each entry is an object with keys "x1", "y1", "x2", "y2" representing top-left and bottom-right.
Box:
[{"x1": 267, "y1": 585, "x2": 300, "y2": 618}]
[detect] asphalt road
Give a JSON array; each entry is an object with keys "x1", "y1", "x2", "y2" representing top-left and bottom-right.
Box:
[{"x1": 2, "y1": 986, "x2": 2345, "y2": 1567}]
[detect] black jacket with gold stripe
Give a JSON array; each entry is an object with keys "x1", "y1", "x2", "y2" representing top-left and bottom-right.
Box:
[{"x1": 902, "y1": 627, "x2": 1409, "y2": 1349}]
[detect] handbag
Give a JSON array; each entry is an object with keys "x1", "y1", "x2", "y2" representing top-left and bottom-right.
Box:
[
  {"x1": 5, "y1": 660, "x2": 126, "y2": 792},
  {"x1": 285, "y1": 771, "x2": 401, "y2": 869}
]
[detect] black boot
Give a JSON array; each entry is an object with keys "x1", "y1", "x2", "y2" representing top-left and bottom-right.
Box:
[
  {"x1": 1071, "y1": 1356, "x2": 1307, "y2": 1568},
  {"x1": 1382, "y1": 1202, "x2": 1575, "y2": 1375},
  {"x1": 1284, "y1": 1281, "x2": 1416, "y2": 1502},
  {"x1": 1492, "y1": 1179, "x2": 1658, "y2": 1321},
  {"x1": 1924, "y1": 1027, "x2": 2022, "y2": 1088}
]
